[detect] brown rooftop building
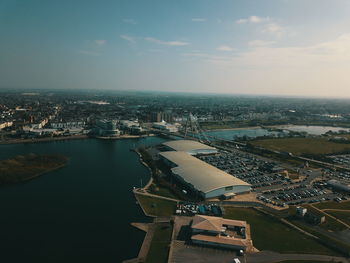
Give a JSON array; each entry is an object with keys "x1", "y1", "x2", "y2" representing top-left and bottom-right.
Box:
[{"x1": 191, "y1": 215, "x2": 254, "y2": 252}]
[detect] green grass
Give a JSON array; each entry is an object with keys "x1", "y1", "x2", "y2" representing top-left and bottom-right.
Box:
[
  {"x1": 0, "y1": 153, "x2": 68, "y2": 184},
  {"x1": 302, "y1": 205, "x2": 347, "y2": 232},
  {"x1": 223, "y1": 207, "x2": 338, "y2": 255},
  {"x1": 289, "y1": 219, "x2": 349, "y2": 256},
  {"x1": 145, "y1": 223, "x2": 173, "y2": 263},
  {"x1": 136, "y1": 194, "x2": 177, "y2": 217},
  {"x1": 326, "y1": 210, "x2": 350, "y2": 226},
  {"x1": 148, "y1": 183, "x2": 179, "y2": 200},
  {"x1": 314, "y1": 201, "x2": 350, "y2": 211},
  {"x1": 251, "y1": 137, "x2": 350, "y2": 156}
]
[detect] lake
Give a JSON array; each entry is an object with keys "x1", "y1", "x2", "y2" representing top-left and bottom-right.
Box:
[{"x1": 0, "y1": 137, "x2": 166, "y2": 263}]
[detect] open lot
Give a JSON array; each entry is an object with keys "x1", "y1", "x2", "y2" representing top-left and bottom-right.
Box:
[
  {"x1": 223, "y1": 207, "x2": 338, "y2": 255},
  {"x1": 326, "y1": 210, "x2": 350, "y2": 226},
  {"x1": 136, "y1": 194, "x2": 177, "y2": 217},
  {"x1": 251, "y1": 137, "x2": 350, "y2": 156}
]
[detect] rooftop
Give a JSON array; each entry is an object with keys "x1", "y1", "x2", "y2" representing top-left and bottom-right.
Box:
[
  {"x1": 191, "y1": 215, "x2": 253, "y2": 250},
  {"x1": 159, "y1": 151, "x2": 250, "y2": 193},
  {"x1": 162, "y1": 140, "x2": 217, "y2": 155}
]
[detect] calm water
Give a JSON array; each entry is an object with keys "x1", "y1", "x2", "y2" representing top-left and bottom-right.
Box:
[
  {"x1": 0, "y1": 137, "x2": 166, "y2": 263},
  {"x1": 205, "y1": 128, "x2": 280, "y2": 140},
  {"x1": 278, "y1": 125, "x2": 350, "y2": 135}
]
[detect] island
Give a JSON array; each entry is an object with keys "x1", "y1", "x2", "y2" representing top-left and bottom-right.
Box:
[{"x1": 0, "y1": 153, "x2": 68, "y2": 184}]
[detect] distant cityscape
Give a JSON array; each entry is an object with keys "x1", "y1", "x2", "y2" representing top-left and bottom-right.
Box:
[{"x1": 1, "y1": 89, "x2": 350, "y2": 262}]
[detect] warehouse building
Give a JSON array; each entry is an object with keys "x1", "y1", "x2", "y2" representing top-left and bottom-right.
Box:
[
  {"x1": 162, "y1": 140, "x2": 218, "y2": 155},
  {"x1": 159, "y1": 151, "x2": 251, "y2": 199}
]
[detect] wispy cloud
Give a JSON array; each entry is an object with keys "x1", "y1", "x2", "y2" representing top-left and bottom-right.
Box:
[
  {"x1": 144, "y1": 37, "x2": 190, "y2": 46},
  {"x1": 261, "y1": 23, "x2": 285, "y2": 37},
  {"x1": 192, "y1": 18, "x2": 206, "y2": 22},
  {"x1": 95, "y1": 40, "x2": 107, "y2": 46},
  {"x1": 248, "y1": 40, "x2": 276, "y2": 47},
  {"x1": 189, "y1": 33, "x2": 350, "y2": 69},
  {"x1": 79, "y1": 50, "x2": 100, "y2": 56},
  {"x1": 120, "y1": 34, "x2": 136, "y2": 43},
  {"x1": 216, "y1": 45, "x2": 235, "y2": 51},
  {"x1": 236, "y1": 16, "x2": 270, "y2": 24},
  {"x1": 122, "y1": 18, "x2": 137, "y2": 25}
]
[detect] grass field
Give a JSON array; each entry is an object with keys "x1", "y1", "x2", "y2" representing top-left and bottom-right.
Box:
[
  {"x1": 145, "y1": 223, "x2": 172, "y2": 263},
  {"x1": 251, "y1": 137, "x2": 350, "y2": 156},
  {"x1": 148, "y1": 183, "x2": 179, "y2": 200},
  {"x1": 136, "y1": 194, "x2": 177, "y2": 217},
  {"x1": 0, "y1": 153, "x2": 67, "y2": 184},
  {"x1": 302, "y1": 205, "x2": 347, "y2": 232},
  {"x1": 224, "y1": 207, "x2": 338, "y2": 255},
  {"x1": 314, "y1": 201, "x2": 350, "y2": 210},
  {"x1": 326, "y1": 210, "x2": 350, "y2": 226}
]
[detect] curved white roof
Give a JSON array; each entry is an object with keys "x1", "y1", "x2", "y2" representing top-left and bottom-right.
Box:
[
  {"x1": 160, "y1": 151, "x2": 250, "y2": 193},
  {"x1": 162, "y1": 140, "x2": 217, "y2": 155}
]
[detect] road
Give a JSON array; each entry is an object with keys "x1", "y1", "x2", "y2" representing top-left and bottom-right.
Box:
[{"x1": 246, "y1": 251, "x2": 350, "y2": 263}]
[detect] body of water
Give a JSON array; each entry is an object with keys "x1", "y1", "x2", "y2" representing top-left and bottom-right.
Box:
[
  {"x1": 205, "y1": 128, "x2": 280, "y2": 140},
  {"x1": 277, "y1": 125, "x2": 350, "y2": 135},
  {"x1": 0, "y1": 137, "x2": 165, "y2": 263}
]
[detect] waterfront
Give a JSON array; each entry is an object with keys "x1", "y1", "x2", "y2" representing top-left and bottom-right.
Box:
[{"x1": 0, "y1": 137, "x2": 166, "y2": 263}]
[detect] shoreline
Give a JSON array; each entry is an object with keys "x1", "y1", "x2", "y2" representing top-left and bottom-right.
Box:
[
  {"x1": 0, "y1": 135, "x2": 89, "y2": 145},
  {"x1": 0, "y1": 134, "x2": 153, "y2": 145},
  {"x1": 204, "y1": 126, "x2": 261, "y2": 132},
  {"x1": 0, "y1": 157, "x2": 68, "y2": 186},
  {"x1": 204, "y1": 124, "x2": 350, "y2": 133}
]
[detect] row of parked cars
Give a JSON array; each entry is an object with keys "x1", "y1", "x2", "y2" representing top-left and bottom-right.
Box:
[
  {"x1": 175, "y1": 202, "x2": 223, "y2": 217},
  {"x1": 199, "y1": 151, "x2": 288, "y2": 189}
]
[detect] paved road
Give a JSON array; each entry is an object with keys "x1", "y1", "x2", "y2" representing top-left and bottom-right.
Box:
[{"x1": 246, "y1": 251, "x2": 350, "y2": 263}]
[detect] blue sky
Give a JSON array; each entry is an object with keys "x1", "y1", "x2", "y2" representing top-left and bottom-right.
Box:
[{"x1": 1, "y1": 0, "x2": 350, "y2": 97}]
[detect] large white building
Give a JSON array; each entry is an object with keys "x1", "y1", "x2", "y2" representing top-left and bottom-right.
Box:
[
  {"x1": 159, "y1": 150, "x2": 251, "y2": 199},
  {"x1": 162, "y1": 140, "x2": 218, "y2": 155},
  {"x1": 152, "y1": 121, "x2": 178, "y2": 133}
]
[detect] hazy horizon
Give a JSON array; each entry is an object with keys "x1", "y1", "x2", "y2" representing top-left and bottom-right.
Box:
[{"x1": 1, "y1": 0, "x2": 350, "y2": 97}]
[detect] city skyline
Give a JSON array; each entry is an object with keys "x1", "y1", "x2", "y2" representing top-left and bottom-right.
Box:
[{"x1": 1, "y1": 0, "x2": 350, "y2": 97}]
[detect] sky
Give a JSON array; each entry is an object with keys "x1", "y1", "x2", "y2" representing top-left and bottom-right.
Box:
[{"x1": 1, "y1": 0, "x2": 350, "y2": 97}]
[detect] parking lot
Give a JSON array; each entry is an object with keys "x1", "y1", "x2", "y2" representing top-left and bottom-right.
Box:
[
  {"x1": 199, "y1": 151, "x2": 289, "y2": 190},
  {"x1": 198, "y1": 150, "x2": 349, "y2": 206},
  {"x1": 329, "y1": 154, "x2": 350, "y2": 168}
]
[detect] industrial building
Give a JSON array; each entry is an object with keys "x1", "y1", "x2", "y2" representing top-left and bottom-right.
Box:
[
  {"x1": 159, "y1": 150, "x2": 251, "y2": 198},
  {"x1": 191, "y1": 215, "x2": 254, "y2": 251},
  {"x1": 162, "y1": 140, "x2": 218, "y2": 155}
]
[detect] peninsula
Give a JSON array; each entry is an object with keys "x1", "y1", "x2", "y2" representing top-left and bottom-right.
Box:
[{"x1": 0, "y1": 153, "x2": 68, "y2": 184}]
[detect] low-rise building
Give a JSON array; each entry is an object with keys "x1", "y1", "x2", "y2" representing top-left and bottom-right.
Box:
[
  {"x1": 191, "y1": 215, "x2": 254, "y2": 252},
  {"x1": 159, "y1": 150, "x2": 251, "y2": 199}
]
